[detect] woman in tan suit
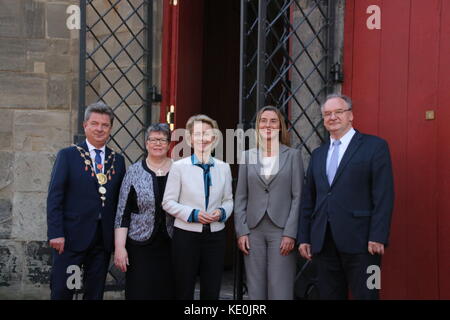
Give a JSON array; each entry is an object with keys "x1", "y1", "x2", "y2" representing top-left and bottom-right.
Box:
[{"x1": 234, "y1": 106, "x2": 304, "y2": 300}]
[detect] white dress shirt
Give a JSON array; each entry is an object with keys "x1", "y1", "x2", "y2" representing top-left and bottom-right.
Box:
[
  {"x1": 260, "y1": 155, "x2": 278, "y2": 179},
  {"x1": 86, "y1": 139, "x2": 105, "y2": 173},
  {"x1": 326, "y1": 127, "x2": 356, "y2": 169}
]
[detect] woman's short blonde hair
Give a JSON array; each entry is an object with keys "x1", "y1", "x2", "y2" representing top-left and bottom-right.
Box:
[
  {"x1": 185, "y1": 114, "x2": 220, "y2": 149},
  {"x1": 185, "y1": 114, "x2": 219, "y2": 133},
  {"x1": 255, "y1": 106, "x2": 290, "y2": 147}
]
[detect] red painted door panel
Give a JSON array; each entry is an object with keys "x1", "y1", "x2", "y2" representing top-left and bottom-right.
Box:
[
  {"x1": 161, "y1": 0, "x2": 204, "y2": 128},
  {"x1": 404, "y1": 0, "x2": 441, "y2": 299},
  {"x1": 343, "y1": 0, "x2": 448, "y2": 299},
  {"x1": 436, "y1": 0, "x2": 450, "y2": 300}
]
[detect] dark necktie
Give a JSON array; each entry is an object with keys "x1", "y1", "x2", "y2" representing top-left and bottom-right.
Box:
[
  {"x1": 94, "y1": 149, "x2": 102, "y2": 174},
  {"x1": 195, "y1": 163, "x2": 213, "y2": 210}
]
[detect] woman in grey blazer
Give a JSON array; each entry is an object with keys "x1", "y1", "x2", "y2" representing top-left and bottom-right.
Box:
[{"x1": 234, "y1": 106, "x2": 304, "y2": 300}]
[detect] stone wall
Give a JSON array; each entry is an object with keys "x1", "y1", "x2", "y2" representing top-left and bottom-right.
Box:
[
  {"x1": 0, "y1": 0, "x2": 163, "y2": 299},
  {"x1": 0, "y1": 0, "x2": 79, "y2": 299}
]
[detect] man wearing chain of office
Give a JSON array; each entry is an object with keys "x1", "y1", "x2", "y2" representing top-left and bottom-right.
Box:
[{"x1": 47, "y1": 102, "x2": 126, "y2": 299}]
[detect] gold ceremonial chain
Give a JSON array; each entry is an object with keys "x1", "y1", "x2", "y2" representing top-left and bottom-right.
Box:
[{"x1": 73, "y1": 145, "x2": 117, "y2": 207}]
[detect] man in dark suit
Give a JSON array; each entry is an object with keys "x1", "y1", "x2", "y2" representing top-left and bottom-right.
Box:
[
  {"x1": 297, "y1": 94, "x2": 394, "y2": 300},
  {"x1": 47, "y1": 102, "x2": 125, "y2": 300}
]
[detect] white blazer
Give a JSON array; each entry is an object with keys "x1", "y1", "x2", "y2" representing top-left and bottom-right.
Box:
[{"x1": 162, "y1": 156, "x2": 233, "y2": 233}]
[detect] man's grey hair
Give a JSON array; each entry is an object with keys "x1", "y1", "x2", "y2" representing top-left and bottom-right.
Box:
[
  {"x1": 321, "y1": 93, "x2": 353, "y2": 110},
  {"x1": 84, "y1": 101, "x2": 115, "y2": 125},
  {"x1": 145, "y1": 123, "x2": 171, "y2": 141}
]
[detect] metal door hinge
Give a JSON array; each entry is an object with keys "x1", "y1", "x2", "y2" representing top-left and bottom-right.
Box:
[
  {"x1": 331, "y1": 62, "x2": 344, "y2": 83},
  {"x1": 150, "y1": 85, "x2": 162, "y2": 102}
]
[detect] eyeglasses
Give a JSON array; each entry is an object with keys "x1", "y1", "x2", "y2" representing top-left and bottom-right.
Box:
[
  {"x1": 148, "y1": 138, "x2": 169, "y2": 144},
  {"x1": 322, "y1": 109, "x2": 352, "y2": 118}
]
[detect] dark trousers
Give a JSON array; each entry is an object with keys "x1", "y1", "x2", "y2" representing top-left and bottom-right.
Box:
[
  {"x1": 315, "y1": 224, "x2": 381, "y2": 300},
  {"x1": 50, "y1": 222, "x2": 110, "y2": 300},
  {"x1": 172, "y1": 227, "x2": 226, "y2": 300},
  {"x1": 125, "y1": 236, "x2": 175, "y2": 300}
]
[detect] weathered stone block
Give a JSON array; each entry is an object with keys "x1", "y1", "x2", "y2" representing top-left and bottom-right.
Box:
[
  {"x1": 0, "y1": 240, "x2": 52, "y2": 299},
  {"x1": 24, "y1": 241, "x2": 51, "y2": 286},
  {"x1": 26, "y1": 39, "x2": 71, "y2": 73},
  {"x1": 47, "y1": 39, "x2": 71, "y2": 55},
  {"x1": 46, "y1": 3, "x2": 70, "y2": 39},
  {"x1": 0, "y1": 0, "x2": 23, "y2": 38},
  {"x1": 70, "y1": 38, "x2": 80, "y2": 56},
  {"x1": 71, "y1": 76, "x2": 79, "y2": 111},
  {"x1": 33, "y1": 61, "x2": 46, "y2": 74},
  {"x1": 0, "y1": 39, "x2": 27, "y2": 72},
  {"x1": 25, "y1": 39, "x2": 47, "y2": 70},
  {"x1": 46, "y1": 0, "x2": 77, "y2": 3},
  {"x1": 0, "y1": 199, "x2": 12, "y2": 239},
  {"x1": 47, "y1": 74, "x2": 70, "y2": 109},
  {"x1": 0, "y1": 0, "x2": 46, "y2": 39},
  {"x1": 0, "y1": 110, "x2": 13, "y2": 150},
  {"x1": 45, "y1": 54, "x2": 72, "y2": 74},
  {"x1": 13, "y1": 152, "x2": 55, "y2": 193},
  {"x1": 0, "y1": 151, "x2": 13, "y2": 190},
  {"x1": 27, "y1": 39, "x2": 71, "y2": 57},
  {"x1": 14, "y1": 110, "x2": 71, "y2": 152},
  {"x1": 70, "y1": 98, "x2": 79, "y2": 135},
  {"x1": 11, "y1": 192, "x2": 47, "y2": 241},
  {"x1": 0, "y1": 73, "x2": 47, "y2": 109},
  {"x1": 23, "y1": 0, "x2": 46, "y2": 39},
  {"x1": 0, "y1": 240, "x2": 24, "y2": 290}
]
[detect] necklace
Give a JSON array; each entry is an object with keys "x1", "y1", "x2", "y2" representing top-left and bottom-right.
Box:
[
  {"x1": 146, "y1": 158, "x2": 169, "y2": 176},
  {"x1": 74, "y1": 144, "x2": 117, "y2": 207}
]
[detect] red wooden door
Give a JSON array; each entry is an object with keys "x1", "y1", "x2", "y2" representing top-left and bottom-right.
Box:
[
  {"x1": 343, "y1": 0, "x2": 450, "y2": 299},
  {"x1": 161, "y1": 0, "x2": 240, "y2": 138},
  {"x1": 436, "y1": 0, "x2": 450, "y2": 300},
  {"x1": 161, "y1": 0, "x2": 205, "y2": 129}
]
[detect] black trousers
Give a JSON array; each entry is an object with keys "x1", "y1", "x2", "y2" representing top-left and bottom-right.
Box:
[
  {"x1": 50, "y1": 222, "x2": 110, "y2": 300},
  {"x1": 172, "y1": 227, "x2": 226, "y2": 300},
  {"x1": 315, "y1": 224, "x2": 381, "y2": 300}
]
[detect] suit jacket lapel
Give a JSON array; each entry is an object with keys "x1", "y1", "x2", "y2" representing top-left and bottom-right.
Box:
[
  {"x1": 79, "y1": 141, "x2": 89, "y2": 155},
  {"x1": 331, "y1": 131, "x2": 363, "y2": 187},
  {"x1": 265, "y1": 144, "x2": 289, "y2": 186},
  {"x1": 250, "y1": 145, "x2": 289, "y2": 186},
  {"x1": 317, "y1": 142, "x2": 330, "y2": 187},
  {"x1": 78, "y1": 141, "x2": 100, "y2": 188},
  {"x1": 249, "y1": 149, "x2": 267, "y2": 186},
  {"x1": 104, "y1": 146, "x2": 112, "y2": 174}
]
